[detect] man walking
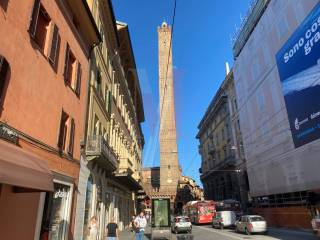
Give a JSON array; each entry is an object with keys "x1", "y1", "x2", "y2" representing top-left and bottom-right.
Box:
[{"x1": 134, "y1": 211, "x2": 147, "y2": 240}]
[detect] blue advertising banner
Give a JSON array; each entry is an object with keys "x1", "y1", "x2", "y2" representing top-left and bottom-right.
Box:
[{"x1": 276, "y1": 3, "x2": 320, "y2": 148}]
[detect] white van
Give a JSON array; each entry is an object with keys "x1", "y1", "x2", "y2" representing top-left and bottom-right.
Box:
[{"x1": 212, "y1": 211, "x2": 237, "y2": 229}]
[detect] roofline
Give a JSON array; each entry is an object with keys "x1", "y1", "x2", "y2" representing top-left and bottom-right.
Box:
[
  {"x1": 81, "y1": 0, "x2": 102, "y2": 42},
  {"x1": 196, "y1": 71, "x2": 234, "y2": 138},
  {"x1": 116, "y1": 21, "x2": 145, "y2": 123},
  {"x1": 107, "y1": 0, "x2": 120, "y2": 47}
]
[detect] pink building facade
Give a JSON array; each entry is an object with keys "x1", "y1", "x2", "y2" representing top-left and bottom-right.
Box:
[{"x1": 0, "y1": 0, "x2": 100, "y2": 239}]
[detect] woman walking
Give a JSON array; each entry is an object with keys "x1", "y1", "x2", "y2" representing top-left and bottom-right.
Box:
[
  {"x1": 105, "y1": 217, "x2": 119, "y2": 240},
  {"x1": 88, "y1": 216, "x2": 99, "y2": 240}
]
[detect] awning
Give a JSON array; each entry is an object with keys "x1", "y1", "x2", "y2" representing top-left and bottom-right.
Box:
[
  {"x1": 114, "y1": 172, "x2": 143, "y2": 191},
  {"x1": 0, "y1": 140, "x2": 54, "y2": 191}
]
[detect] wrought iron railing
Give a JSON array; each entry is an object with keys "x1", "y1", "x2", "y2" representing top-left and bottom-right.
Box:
[{"x1": 86, "y1": 135, "x2": 118, "y2": 167}]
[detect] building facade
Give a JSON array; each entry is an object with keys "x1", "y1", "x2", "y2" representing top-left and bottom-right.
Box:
[
  {"x1": 197, "y1": 71, "x2": 249, "y2": 209},
  {"x1": 176, "y1": 176, "x2": 204, "y2": 213},
  {"x1": 232, "y1": 0, "x2": 320, "y2": 228},
  {"x1": 74, "y1": 1, "x2": 145, "y2": 239},
  {"x1": 0, "y1": 0, "x2": 100, "y2": 239}
]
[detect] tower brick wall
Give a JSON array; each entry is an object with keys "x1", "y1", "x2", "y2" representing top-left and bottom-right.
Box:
[{"x1": 158, "y1": 22, "x2": 181, "y2": 195}]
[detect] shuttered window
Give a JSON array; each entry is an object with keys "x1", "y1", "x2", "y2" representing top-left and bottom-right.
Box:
[
  {"x1": 48, "y1": 24, "x2": 59, "y2": 67},
  {"x1": 107, "y1": 90, "x2": 112, "y2": 113},
  {"x1": 0, "y1": 56, "x2": 9, "y2": 102},
  {"x1": 63, "y1": 43, "x2": 79, "y2": 95},
  {"x1": 57, "y1": 110, "x2": 69, "y2": 151},
  {"x1": 75, "y1": 63, "x2": 82, "y2": 96},
  {"x1": 68, "y1": 118, "x2": 75, "y2": 156},
  {"x1": 63, "y1": 43, "x2": 70, "y2": 83}
]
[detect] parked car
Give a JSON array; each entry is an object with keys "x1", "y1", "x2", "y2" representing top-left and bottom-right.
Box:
[
  {"x1": 171, "y1": 216, "x2": 192, "y2": 234},
  {"x1": 235, "y1": 215, "x2": 267, "y2": 235},
  {"x1": 311, "y1": 214, "x2": 320, "y2": 235},
  {"x1": 212, "y1": 211, "x2": 237, "y2": 229}
]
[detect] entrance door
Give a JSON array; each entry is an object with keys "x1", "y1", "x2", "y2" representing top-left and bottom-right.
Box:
[{"x1": 41, "y1": 180, "x2": 73, "y2": 240}]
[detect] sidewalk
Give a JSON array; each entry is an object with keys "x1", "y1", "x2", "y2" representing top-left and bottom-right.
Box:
[{"x1": 119, "y1": 227, "x2": 151, "y2": 240}]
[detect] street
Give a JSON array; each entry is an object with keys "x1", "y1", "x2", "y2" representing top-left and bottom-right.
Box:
[{"x1": 120, "y1": 225, "x2": 319, "y2": 240}]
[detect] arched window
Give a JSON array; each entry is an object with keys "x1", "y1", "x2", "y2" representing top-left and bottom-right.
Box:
[
  {"x1": 0, "y1": 56, "x2": 9, "y2": 104},
  {"x1": 83, "y1": 175, "x2": 93, "y2": 239}
]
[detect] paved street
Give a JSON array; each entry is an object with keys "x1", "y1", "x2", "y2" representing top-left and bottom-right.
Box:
[{"x1": 119, "y1": 225, "x2": 319, "y2": 240}]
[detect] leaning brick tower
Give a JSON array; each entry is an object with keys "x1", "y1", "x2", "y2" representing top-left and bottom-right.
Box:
[{"x1": 158, "y1": 22, "x2": 181, "y2": 196}]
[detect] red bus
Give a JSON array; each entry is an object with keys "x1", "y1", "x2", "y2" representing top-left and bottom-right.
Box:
[{"x1": 183, "y1": 200, "x2": 216, "y2": 224}]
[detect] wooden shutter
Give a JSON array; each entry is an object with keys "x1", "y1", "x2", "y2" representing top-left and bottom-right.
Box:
[
  {"x1": 68, "y1": 118, "x2": 75, "y2": 156},
  {"x1": 0, "y1": 56, "x2": 9, "y2": 100},
  {"x1": 28, "y1": 0, "x2": 41, "y2": 38},
  {"x1": 49, "y1": 24, "x2": 59, "y2": 66},
  {"x1": 57, "y1": 110, "x2": 65, "y2": 149},
  {"x1": 107, "y1": 90, "x2": 112, "y2": 113},
  {"x1": 63, "y1": 43, "x2": 70, "y2": 83},
  {"x1": 75, "y1": 62, "x2": 82, "y2": 96}
]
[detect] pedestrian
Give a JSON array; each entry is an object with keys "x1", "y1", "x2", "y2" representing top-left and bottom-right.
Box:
[
  {"x1": 88, "y1": 216, "x2": 99, "y2": 240},
  {"x1": 134, "y1": 211, "x2": 147, "y2": 240},
  {"x1": 105, "y1": 217, "x2": 119, "y2": 240}
]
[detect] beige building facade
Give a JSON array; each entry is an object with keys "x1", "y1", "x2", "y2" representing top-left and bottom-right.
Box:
[{"x1": 74, "y1": 1, "x2": 144, "y2": 239}]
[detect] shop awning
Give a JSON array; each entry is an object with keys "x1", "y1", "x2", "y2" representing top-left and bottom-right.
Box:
[{"x1": 0, "y1": 140, "x2": 54, "y2": 192}]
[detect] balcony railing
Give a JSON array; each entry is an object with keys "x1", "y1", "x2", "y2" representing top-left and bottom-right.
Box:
[
  {"x1": 118, "y1": 157, "x2": 134, "y2": 174},
  {"x1": 86, "y1": 135, "x2": 118, "y2": 172},
  {"x1": 213, "y1": 155, "x2": 237, "y2": 170}
]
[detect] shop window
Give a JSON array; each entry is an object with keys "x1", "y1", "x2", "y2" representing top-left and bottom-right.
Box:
[
  {"x1": 57, "y1": 110, "x2": 75, "y2": 155},
  {"x1": 83, "y1": 175, "x2": 93, "y2": 240},
  {"x1": 0, "y1": 56, "x2": 9, "y2": 105},
  {"x1": 41, "y1": 182, "x2": 72, "y2": 240},
  {"x1": 63, "y1": 44, "x2": 81, "y2": 95}
]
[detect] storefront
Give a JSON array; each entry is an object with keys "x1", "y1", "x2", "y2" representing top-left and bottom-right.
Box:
[
  {"x1": 40, "y1": 179, "x2": 74, "y2": 239},
  {"x1": 0, "y1": 139, "x2": 53, "y2": 240}
]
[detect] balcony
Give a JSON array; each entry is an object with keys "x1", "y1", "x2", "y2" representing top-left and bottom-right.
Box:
[
  {"x1": 86, "y1": 135, "x2": 118, "y2": 173},
  {"x1": 214, "y1": 155, "x2": 237, "y2": 170},
  {"x1": 118, "y1": 157, "x2": 134, "y2": 175}
]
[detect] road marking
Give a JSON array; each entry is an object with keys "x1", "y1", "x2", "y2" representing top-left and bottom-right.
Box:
[{"x1": 195, "y1": 225, "x2": 246, "y2": 240}]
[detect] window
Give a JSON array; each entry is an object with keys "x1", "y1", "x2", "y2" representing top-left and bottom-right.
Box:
[
  {"x1": 34, "y1": 5, "x2": 51, "y2": 52},
  {"x1": 57, "y1": 110, "x2": 75, "y2": 155},
  {"x1": 95, "y1": 69, "x2": 102, "y2": 96},
  {"x1": 64, "y1": 44, "x2": 81, "y2": 95},
  {"x1": 29, "y1": 1, "x2": 60, "y2": 67},
  {"x1": 83, "y1": 175, "x2": 93, "y2": 240},
  {"x1": 0, "y1": 56, "x2": 9, "y2": 103}
]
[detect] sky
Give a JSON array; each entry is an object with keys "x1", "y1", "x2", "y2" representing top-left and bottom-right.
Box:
[{"x1": 112, "y1": 0, "x2": 252, "y2": 186}]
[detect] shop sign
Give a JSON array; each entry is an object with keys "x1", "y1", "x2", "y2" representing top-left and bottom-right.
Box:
[{"x1": 0, "y1": 124, "x2": 18, "y2": 144}]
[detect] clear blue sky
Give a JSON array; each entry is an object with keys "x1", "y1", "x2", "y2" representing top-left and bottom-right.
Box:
[{"x1": 112, "y1": 0, "x2": 251, "y2": 186}]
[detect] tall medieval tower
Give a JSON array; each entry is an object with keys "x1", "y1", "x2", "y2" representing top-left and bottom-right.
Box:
[{"x1": 158, "y1": 22, "x2": 181, "y2": 195}]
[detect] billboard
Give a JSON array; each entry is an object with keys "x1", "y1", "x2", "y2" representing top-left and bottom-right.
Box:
[
  {"x1": 276, "y1": 3, "x2": 320, "y2": 148},
  {"x1": 152, "y1": 198, "x2": 170, "y2": 228}
]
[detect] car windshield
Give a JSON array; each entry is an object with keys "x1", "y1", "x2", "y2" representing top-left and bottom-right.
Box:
[
  {"x1": 177, "y1": 217, "x2": 189, "y2": 222},
  {"x1": 250, "y1": 216, "x2": 265, "y2": 221}
]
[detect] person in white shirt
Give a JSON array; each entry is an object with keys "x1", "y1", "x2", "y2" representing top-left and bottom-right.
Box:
[{"x1": 134, "y1": 212, "x2": 147, "y2": 240}]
